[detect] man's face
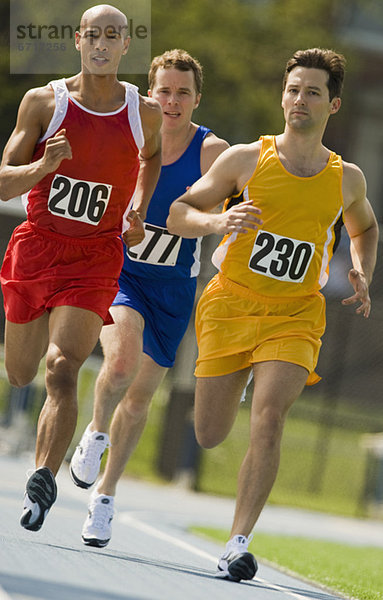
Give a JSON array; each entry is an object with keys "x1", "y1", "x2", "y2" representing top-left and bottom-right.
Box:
[
  {"x1": 149, "y1": 67, "x2": 201, "y2": 132},
  {"x1": 282, "y1": 67, "x2": 340, "y2": 131},
  {"x1": 75, "y1": 10, "x2": 130, "y2": 75}
]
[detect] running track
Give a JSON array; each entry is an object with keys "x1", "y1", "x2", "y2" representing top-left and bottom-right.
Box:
[{"x1": 0, "y1": 453, "x2": 371, "y2": 600}]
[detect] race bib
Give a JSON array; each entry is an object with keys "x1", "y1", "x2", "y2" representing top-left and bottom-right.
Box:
[
  {"x1": 127, "y1": 222, "x2": 181, "y2": 266},
  {"x1": 48, "y1": 174, "x2": 112, "y2": 225},
  {"x1": 249, "y1": 230, "x2": 315, "y2": 283}
]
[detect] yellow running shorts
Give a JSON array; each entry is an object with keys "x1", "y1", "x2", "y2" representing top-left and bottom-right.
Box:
[{"x1": 194, "y1": 273, "x2": 326, "y2": 385}]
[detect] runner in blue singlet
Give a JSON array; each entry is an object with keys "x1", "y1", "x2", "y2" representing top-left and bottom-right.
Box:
[{"x1": 70, "y1": 49, "x2": 229, "y2": 548}]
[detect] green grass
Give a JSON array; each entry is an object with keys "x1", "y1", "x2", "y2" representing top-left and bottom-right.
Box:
[
  {"x1": 191, "y1": 527, "x2": 383, "y2": 600},
  {"x1": 1, "y1": 353, "x2": 382, "y2": 520},
  {"x1": 196, "y1": 395, "x2": 379, "y2": 517}
]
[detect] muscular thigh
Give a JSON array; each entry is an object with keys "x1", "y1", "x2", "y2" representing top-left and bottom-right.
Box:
[
  {"x1": 4, "y1": 313, "x2": 50, "y2": 384},
  {"x1": 251, "y1": 360, "x2": 308, "y2": 423},
  {"x1": 99, "y1": 304, "x2": 144, "y2": 370},
  {"x1": 195, "y1": 368, "x2": 251, "y2": 445},
  {"x1": 48, "y1": 306, "x2": 103, "y2": 365}
]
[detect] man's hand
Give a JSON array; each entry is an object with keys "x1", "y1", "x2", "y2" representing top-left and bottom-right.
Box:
[
  {"x1": 342, "y1": 268, "x2": 371, "y2": 318},
  {"x1": 218, "y1": 199, "x2": 262, "y2": 235},
  {"x1": 42, "y1": 128, "x2": 72, "y2": 173},
  {"x1": 122, "y1": 210, "x2": 145, "y2": 247}
]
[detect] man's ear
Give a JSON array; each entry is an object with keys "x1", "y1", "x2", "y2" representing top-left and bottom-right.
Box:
[
  {"x1": 122, "y1": 36, "x2": 131, "y2": 55},
  {"x1": 330, "y1": 97, "x2": 341, "y2": 114},
  {"x1": 194, "y1": 93, "x2": 201, "y2": 109},
  {"x1": 75, "y1": 30, "x2": 81, "y2": 51}
]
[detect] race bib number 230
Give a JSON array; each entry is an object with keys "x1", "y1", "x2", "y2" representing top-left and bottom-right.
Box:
[
  {"x1": 249, "y1": 230, "x2": 315, "y2": 283},
  {"x1": 48, "y1": 174, "x2": 112, "y2": 225}
]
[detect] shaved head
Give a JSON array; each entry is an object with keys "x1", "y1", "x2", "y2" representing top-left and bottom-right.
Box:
[{"x1": 80, "y1": 4, "x2": 128, "y2": 37}]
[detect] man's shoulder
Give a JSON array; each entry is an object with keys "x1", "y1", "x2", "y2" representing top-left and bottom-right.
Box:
[
  {"x1": 227, "y1": 140, "x2": 262, "y2": 166},
  {"x1": 342, "y1": 159, "x2": 365, "y2": 181},
  {"x1": 202, "y1": 131, "x2": 230, "y2": 153},
  {"x1": 342, "y1": 160, "x2": 366, "y2": 192},
  {"x1": 16, "y1": 83, "x2": 55, "y2": 126},
  {"x1": 342, "y1": 160, "x2": 367, "y2": 209},
  {"x1": 139, "y1": 95, "x2": 162, "y2": 118},
  {"x1": 138, "y1": 95, "x2": 162, "y2": 137},
  {"x1": 23, "y1": 83, "x2": 55, "y2": 103}
]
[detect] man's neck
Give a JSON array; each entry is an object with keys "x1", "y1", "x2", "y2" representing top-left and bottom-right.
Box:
[
  {"x1": 275, "y1": 130, "x2": 330, "y2": 177},
  {"x1": 66, "y1": 73, "x2": 125, "y2": 113}
]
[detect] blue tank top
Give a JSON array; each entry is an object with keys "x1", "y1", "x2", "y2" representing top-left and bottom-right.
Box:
[{"x1": 123, "y1": 125, "x2": 211, "y2": 280}]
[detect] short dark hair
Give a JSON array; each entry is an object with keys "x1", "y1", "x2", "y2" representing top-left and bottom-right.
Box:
[
  {"x1": 283, "y1": 48, "x2": 346, "y2": 100},
  {"x1": 148, "y1": 49, "x2": 203, "y2": 95}
]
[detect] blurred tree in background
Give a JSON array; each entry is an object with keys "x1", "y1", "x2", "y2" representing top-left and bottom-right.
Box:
[{"x1": 0, "y1": 0, "x2": 360, "y2": 149}]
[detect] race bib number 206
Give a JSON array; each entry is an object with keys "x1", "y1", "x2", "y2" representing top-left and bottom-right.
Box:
[
  {"x1": 48, "y1": 174, "x2": 112, "y2": 225},
  {"x1": 249, "y1": 230, "x2": 315, "y2": 283}
]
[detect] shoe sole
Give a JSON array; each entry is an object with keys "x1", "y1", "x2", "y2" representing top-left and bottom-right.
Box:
[
  {"x1": 82, "y1": 535, "x2": 110, "y2": 548},
  {"x1": 70, "y1": 466, "x2": 94, "y2": 489},
  {"x1": 20, "y1": 469, "x2": 57, "y2": 531},
  {"x1": 20, "y1": 507, "x2": 47, "y2": 532},
  {"x1": 216, "y1": 552, "x2": 258, "y2": 582}
]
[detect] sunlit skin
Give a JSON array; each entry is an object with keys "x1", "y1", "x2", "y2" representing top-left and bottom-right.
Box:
[
  {"x1": 75, "y1": 7, "x2": 130, "y2": 76},
  {"x1": 149, "y1": 67, "x2": 201, "y2": 145},
  {"x1": 0, "y1": 4, "x2": 162, "y2": 486},
  {"x1": 282, "y1": 67, "x2": 341, "y2": 135}
]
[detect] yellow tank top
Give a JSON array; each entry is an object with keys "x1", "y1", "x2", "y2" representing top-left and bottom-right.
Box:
[{"x1": 212, "y1": 135, "x2": 344, "y2": 298}]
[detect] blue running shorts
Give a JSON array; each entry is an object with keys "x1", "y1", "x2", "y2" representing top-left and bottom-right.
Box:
[{"x1": 113, "y1": 271, "x2": 197, "y2": 368}]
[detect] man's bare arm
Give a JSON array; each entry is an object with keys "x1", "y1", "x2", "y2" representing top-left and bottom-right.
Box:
[
  {"x1": 131, "y1": 96, "x2": 162, "y2": 219},
  {"x1": 167, "y1": 144, "x2": 262, "y2": 238},
  {"x1": 0, "y1": 87, "x2": 72, "y2": 201},
  {"x1": 122, "y1": 96, "x2": 162, "y2": 247},
  {"x1": 342, "y1": 162, "x2": 379, "y2": 317}
]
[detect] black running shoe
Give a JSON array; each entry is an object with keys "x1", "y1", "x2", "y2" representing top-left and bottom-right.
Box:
[
  {"x1": 20, "y1": 467, "x2": 57, "y2": 531},
  {"x1": 215, "y1": 535, "x2": 258, "y2": 582}
]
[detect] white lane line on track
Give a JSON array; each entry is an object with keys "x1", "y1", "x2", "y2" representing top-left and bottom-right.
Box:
[
  {"x1": 119, "y1": 512, "x2": 331, "y2": 600},
  {"x1": 0, "y1": 585, "x2": 13, "y2": 600}
]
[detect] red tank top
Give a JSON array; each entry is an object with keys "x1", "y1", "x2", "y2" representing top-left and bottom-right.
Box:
[{"x1": 25, "y1": 78, "x2": 144, "y2": 238}]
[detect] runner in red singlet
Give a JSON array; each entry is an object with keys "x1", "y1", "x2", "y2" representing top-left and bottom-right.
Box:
[{"x1": 0, "y1": 4, "x2": 162, "y2": 532}]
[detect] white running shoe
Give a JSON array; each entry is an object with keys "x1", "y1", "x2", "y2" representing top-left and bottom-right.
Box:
[
  {"x1": 215, "y1": 534, "x2": 258, "y2": 582},
  {"x1": 70, "y1": 424, "x2": 110, "y2": 489},
  {"x1": 82, "y1": 489, "x2": 114, "y2": 548}
]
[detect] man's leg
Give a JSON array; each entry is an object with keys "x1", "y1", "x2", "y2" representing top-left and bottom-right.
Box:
[
  {"x1": 81, "y1": 355, "x2": 167, "y2": 547},
  {"x1": 92, "y1": 305, "x2": 145, "y2": 432},
  {"x1": 194, "y1": 367, "x2": 252, "y2": 448},
  {"x1": 70, "y1": 305, "x2": 145, "y2": 489},
  {"x1": 195, "y1": 361, "x2": 307, "y2": 581},
  {"x1": 99, "y1": 354, "x2": 167, "y2": 496},
  {"x1": 230, "y1": 360, "x2": 308, "y2": 537},
  {"x1": 195, "y1": 367, "x2": 258, "y2": 580},
  {"x1": 20, "y1": 305, "x2": 103, "y2": 532},
  {"x1": 36, "y1": 305, "x2": 104, "y2": 474}
]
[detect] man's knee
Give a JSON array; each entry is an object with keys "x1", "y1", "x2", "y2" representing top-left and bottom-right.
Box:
[
  {"x1": 121, "y1": 394, "x2": 151, "y2": 423},
  {"x1": 104, "y1": 355, "x2": 140, "y2": 391},
  {"x1": 45, "y1": 349, "x2": 79, "y2": 391},
  {"x1": 5, "y1": 359, "x2": 38, "y2": 388},
  {"x1": 6, "y1": 369, "x2": 35, "y2": 388},
  {"x1": 252, "y1": 405, "x2": 286, "y2": 446},
  {"x1": 195, "y1": 423, "x2": 225, "y2": 449}
]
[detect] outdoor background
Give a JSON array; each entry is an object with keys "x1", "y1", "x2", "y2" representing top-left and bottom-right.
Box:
[{"x1": 0, "y1": 0, "x2": 382, "y2": 521}]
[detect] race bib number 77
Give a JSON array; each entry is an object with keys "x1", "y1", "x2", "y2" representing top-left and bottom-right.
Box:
[
  {"x1": 48, "y1": 174, "x2": 112, "y2": 225},
  {"x1": 127, "y1": 222, "x2": 181, "y2": 266},
  {"x1": 249, "y1": 230, "x2": 315, "y2": 283}
]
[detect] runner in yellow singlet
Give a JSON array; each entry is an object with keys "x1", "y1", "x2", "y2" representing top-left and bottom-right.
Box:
[{"x1": 167, "y1": 48, "x2": 379, "y2": 583}]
